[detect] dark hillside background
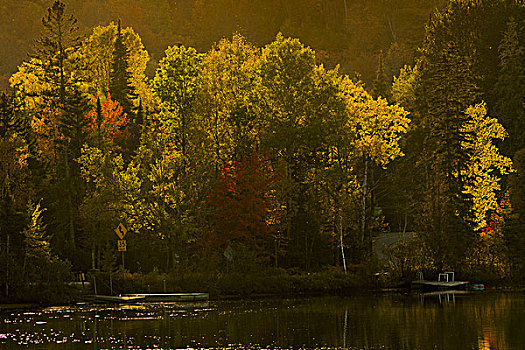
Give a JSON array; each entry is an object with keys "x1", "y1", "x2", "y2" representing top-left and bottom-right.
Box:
[{"x1": 0, "y1": 0, "x2": 446, "y2": 90}]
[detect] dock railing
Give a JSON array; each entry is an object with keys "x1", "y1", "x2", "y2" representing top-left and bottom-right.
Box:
[
  {"x1": 438, "y1": 271, "x2": 455, "y2": 282},
  {"x1": 445, "y1": 271, "x2": 455, "y2": 281}
]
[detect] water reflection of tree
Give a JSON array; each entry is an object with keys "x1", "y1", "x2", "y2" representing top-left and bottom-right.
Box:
[{"x1": 298, "y1": 294, "x2": 524, "y2": 349}]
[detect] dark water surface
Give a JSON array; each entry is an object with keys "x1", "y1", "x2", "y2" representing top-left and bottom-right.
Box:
[{"x1": 1, "y1": 292, "x2": 525, "y2": 349}]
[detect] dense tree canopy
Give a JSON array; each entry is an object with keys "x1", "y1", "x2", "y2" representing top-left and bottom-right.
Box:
[
  {"x1": 1, "y1": 0, "x2": 525, "y2": 302},
  {"x1": 0, "y1": 0, "x2": 447, "y2": 91}
]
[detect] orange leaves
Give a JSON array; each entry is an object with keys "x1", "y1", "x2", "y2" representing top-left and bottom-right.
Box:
[
  {"x1": 84, "y1": 94, "x2": 129, "y2": 149},
  {"x1": 206, "y1": 152, "x2": 278, "y2": 251}
]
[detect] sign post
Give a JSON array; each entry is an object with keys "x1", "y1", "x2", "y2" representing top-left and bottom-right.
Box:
[{"x1": 114, "y1": 223, "x2": 128, "y2": 269}]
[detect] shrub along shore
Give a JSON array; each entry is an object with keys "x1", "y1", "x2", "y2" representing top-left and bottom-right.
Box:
[
  {"x1": 0, "y1": 268, "x2": 373, "y2": 305},
  {"x1": 4, "y1": 264, "x2": 524, "y2": 307},
  {"x1": 91, "y1": 268, "x2": 373, "y2": 299}
]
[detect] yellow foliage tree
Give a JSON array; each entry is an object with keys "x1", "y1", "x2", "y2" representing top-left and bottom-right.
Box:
[{"x1": 461, "y1": 102, "x2": 513, "y2": 230}]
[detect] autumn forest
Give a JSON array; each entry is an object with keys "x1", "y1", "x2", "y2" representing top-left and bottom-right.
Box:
[{"x1": 1, "y1": 0, "x2": 524, "y2": 303}]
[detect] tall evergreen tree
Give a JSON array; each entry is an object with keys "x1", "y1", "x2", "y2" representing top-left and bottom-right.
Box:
[
  {"x1": 30, "y1": 0, "x2": 80, "y2": 107},
  {"x1": 59, "y1": 86, "x2": 90, "y2": 155},
  {"x1": 505, "y1": 148, "x2": 525, "y2": 277},
  {"x1": 423, "y1": 42, "x2": 478, "y2": 185},
  {"x1": 493, "y1": 17, "x2": 525, "y2": 156},
  {"x1": 0, "y1": 101, "x2": 33, "y2": 297},
  {"x1": 416, "y1": 40, "x2": 480, "y2": 270},
  {"x1": 28, "y1": 0, "x2": 86, "y2": 158},
  {"x1": 371, "y1": 50, "x2": 390, "y2": 100},
  {"x1": 22, "y1": 200, "x2": 71, "y2": 295},
  {"x1": 24, "y1": 1, "x2": 88, "y2": 260},
  {"x1": 53, "y1": 85, "x2": 89, "y2": 250},
  {"x1": 109, "y1": 19, "x2": 136, "y2": 117},
  {"x1": 0, "y1": 92, "x2": 14, "y2": 138},
  {"x1": 23, "y1": 202, "x2": 51, "y2": 270},
  {"x1": 95, "y1": 96, "x2": 103, "y2": 147}
]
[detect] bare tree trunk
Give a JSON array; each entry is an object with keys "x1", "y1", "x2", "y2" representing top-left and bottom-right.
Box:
[
  {"x1": 181, "y1": 109, "x2": 187, "y2": 157},
  {"x1": 305, "y1": 222, "x2": 309, "y2": 270},
  {"x1": 361, "y1": 152, "x2": 369, "y2": 245},
  {"x1": 5, "y1": 234, "x2": 9, "y2": 297},
  {"x1": 65, "y1": 148, "x2": 75, "y2": 246},
  {"x1": 388, "y1": 17, "x2": 398, "y2": 42},
  {"x1": 91, "y1": 244, "x2": 96, "y2": 270},
  {"x1": 58, "y1": 14, "x2": 65, "y2": 105},
  {"x1": 98, "y1": 243, "x2": 103, "y2": 271},
  {"x1": 214, "y1": 95, "x2": 220, "y2": 175},
  {"x1": 339, "y1": 212, "x2": 347, "y2": 273},
  {"x1": 275, "y1": 238, "x2": 278, "y2": 268},
  {"x1": 166, "y1": 246, "x2": 170, "y2": 271},
  {"x1": 343, "y1": 0, "x2": 349, "y2": 31}
]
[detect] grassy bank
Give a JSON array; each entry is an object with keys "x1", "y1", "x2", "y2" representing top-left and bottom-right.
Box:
[
  {"x1": 0, "y1": 282, "x2": 80, "y2": 306},
  {"x1": 5, "y1": 264, "x2": 522, "y2": 306},
  {"x1": 91, "y1": 268, "x2": 374, "y2": 298}
]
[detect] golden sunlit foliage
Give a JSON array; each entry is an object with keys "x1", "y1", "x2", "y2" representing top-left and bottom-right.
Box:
[
  {"x1": 2, "y1": 0, "x2": 524, "y2": 299},
  {"x1": 461, "y1": 103, "x2": 513, "y2": 230}
]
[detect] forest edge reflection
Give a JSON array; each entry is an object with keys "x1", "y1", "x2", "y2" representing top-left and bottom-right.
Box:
[{"x1": 0, "y1": 292, "x2": 524, "y2": 349}]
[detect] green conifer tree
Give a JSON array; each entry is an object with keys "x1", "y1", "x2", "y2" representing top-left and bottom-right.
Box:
[
  {"x1": 23, "y1": 202, "x2": 52, "y2": 270},
  {"x1": 30, "y1": 0, "x2": 80, "y2": 107},
  {"x1": 22, "y1": 201, "x2": 72, "y2": 298},
  {"x1": 127, "y1": 98, "x2": 143, "y2": 151},
  {"x1": 0, "y1": 92, "x2": 13, "y2": 138},
  {"x1": 109, "y1": 19, "x2": 136, "y2": 117},
  {"x1": 24, "y1": 1, "x2": 89, "y2": 257},
  {"x1": 59, "y1": 85, "x2": 90, "y2": 155},
  {"x1": 0, "y1": 93, "x2": 30, "y2": 297},
  {"x1": 424, "y1": 42, "x2": 478, "y2": 184},
  {"x1": 95, "y1": 96, "x2": 103, "y2": 147},
  {"x1": 416, "y1": 40, "x2": 480, "y2": 269},
  {"x1": 493, "y1": 17, "x2": 525, "y2": 156},
  {"x1": 371, "y1": 50, "x2": 391, "y2": 100},
  {"x1": 505, "y1": 148, "x2": 525, "y2": 277}
]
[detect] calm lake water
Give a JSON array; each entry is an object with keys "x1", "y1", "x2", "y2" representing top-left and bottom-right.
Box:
[{"x1": 1, "y1": 292, "x2": 525, "y2": 349}]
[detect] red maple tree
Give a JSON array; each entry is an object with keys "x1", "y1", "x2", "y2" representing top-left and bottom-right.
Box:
[
  {"x1": 206, "y1": 152, "x2": 280, "y2": 255},
  {"x1": 84, "y1": 93, "x2": 129, "y2": 149}
]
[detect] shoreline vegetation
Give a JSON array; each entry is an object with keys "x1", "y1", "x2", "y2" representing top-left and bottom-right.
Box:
[
  {"x1": 89, "y1": 269, "x2": 525, "y2": 298},
  {"x1": 2, "y1": 0, "x2": 525, "y2": 307},
  {"x1": 2, "y1": 267, "x2": 525, "y2": 307}
]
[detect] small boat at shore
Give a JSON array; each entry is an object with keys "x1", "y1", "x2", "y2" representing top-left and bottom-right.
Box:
[{"x1": 466, "y1": 283, "x2": 485, "y2": 291}]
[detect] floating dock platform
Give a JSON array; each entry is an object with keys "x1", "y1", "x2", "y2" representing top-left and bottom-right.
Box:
[
  {"x1": 420, "y1": 289, "x2": 470, "y2": 297},
  {"x1": 93, "y1": 295, "x2": 146, "y2": 303},
  {"x1": 412, "y1": 280, "x2": 470, "y2": 291},
  {"x1": 91, "y1": 293, "x2": 209, "y2": 304},
  {"x1": 123, "y1": 293, "x2": 209, "y2": 302}
]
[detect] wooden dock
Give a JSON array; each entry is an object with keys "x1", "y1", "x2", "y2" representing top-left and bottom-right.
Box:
[
  {"x1": 421, "y1": 289, "x2": 470, "y2": 297},
  {"x1": 412, "y1": 280, "x2": 469, "y2": 290},
  {"x1": 123, "y1": 293, "x2": 209, "y2": 302},
  {"x1": 93, "y1": 295, "x2": 146, "y2": 303},
  {"x1": 92, "y1": 293, "x2": 209, "y2": 304}
]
